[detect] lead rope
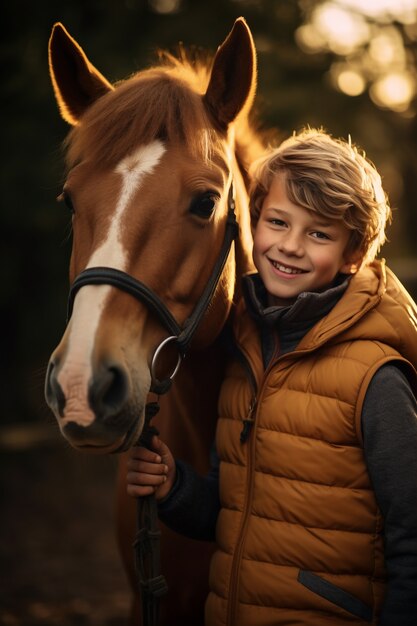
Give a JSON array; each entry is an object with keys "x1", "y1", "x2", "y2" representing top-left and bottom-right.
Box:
[{"x1": 133, "y1": 401, "x2": 168, "y2": 626}]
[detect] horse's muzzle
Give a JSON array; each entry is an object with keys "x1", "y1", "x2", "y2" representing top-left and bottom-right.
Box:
[{"x1": 45, "y1": 357, "x2": 144, "y2": 451}]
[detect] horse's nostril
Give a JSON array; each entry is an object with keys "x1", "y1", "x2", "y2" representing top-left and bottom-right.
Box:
[
  {"x1": 45, "y1": 360, "x2": 66, "y2": 416},
  {"x1": 103, "y1": 366, "x2": 129, "y2": 411},
  {"x1": 89, "y1": 364, "x2": 129, "y2": 420}
]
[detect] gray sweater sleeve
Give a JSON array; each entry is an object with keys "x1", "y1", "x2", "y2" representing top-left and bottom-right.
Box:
[
  {"x1": 157, "y1": 445, "x2": 220, "y2": 541},
  {"x1": 362, "y1": 363, "x2": 417, "y2": 625}
]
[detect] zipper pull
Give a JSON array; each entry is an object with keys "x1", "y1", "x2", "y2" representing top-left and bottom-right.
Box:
[{"x1": 240, "y1": 398, "x2": 256, "y2": 443}]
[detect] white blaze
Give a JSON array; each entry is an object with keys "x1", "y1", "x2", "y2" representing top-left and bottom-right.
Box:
[{"x1": 57, "y1": 141, "x2": 166, "y2": 423}]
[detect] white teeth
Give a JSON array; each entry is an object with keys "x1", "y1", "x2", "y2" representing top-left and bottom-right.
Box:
[{"x1": 272, "y1": 261, "x2": 303, "y2": 274}]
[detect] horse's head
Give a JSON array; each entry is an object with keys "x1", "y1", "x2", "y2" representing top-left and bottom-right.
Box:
[{"x1": 45, "y1": 18, "x2": 257, "y2": 453}]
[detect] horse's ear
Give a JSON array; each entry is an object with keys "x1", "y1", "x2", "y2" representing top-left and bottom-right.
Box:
[
  {"x1": 48, "y1": 22, "x2": 113, "y2": 125},
  {"x1": 203, "y1": 17, "x2": 257, "y2": 129}
]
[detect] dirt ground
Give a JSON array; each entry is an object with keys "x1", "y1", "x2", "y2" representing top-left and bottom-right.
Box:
[{"x1": 0, "y1": 423, "x2": 133, "y2": 626}]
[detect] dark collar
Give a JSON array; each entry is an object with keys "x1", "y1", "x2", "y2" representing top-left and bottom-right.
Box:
[{"x1": 242, "y1": 272, "x2": 351, "y2": 331}]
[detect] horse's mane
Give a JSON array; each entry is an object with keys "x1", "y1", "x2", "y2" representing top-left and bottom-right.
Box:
[{"x1": 65, "y1": 50, "x2": 268, "y2": 174}]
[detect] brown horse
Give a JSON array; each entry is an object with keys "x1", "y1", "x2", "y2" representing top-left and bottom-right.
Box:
[{"x1": 45, "y1": 18, "x2": 266, "y2": 626}]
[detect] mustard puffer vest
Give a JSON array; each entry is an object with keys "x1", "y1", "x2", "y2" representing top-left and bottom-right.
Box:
[{"x1": 206, "y1": 261, "x2": 417, "y2": 626}]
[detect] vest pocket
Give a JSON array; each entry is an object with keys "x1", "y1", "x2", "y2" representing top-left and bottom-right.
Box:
[{"x1": 298, "y1": 570, "x2": 373, "y2": 622}]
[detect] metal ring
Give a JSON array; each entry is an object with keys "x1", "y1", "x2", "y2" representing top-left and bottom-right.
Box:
[{"x1": 150, "y1": 336, "x2": 182, "y2": 387}]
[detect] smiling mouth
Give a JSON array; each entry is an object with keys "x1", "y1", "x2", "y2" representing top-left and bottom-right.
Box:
[{"x1": 270, "y1": 259, "x2": 307, "y2": 275}]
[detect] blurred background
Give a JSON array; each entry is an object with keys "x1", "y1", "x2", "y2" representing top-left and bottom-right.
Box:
[{"x1": 1, "y1": 1, "x2": 416, "y2": 624}]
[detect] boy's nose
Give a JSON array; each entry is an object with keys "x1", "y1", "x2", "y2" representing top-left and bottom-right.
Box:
[{"x1": 278, "y1": 232, "x2": 304, "y2": 256}]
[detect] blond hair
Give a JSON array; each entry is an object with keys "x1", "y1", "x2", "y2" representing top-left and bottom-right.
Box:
[{"x1": 249, "y1": 128, "x2": 391, "y2": 266}]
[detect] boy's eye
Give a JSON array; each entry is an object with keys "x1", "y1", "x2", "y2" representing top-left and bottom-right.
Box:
[
  {"x1": 312, "y1": 231, "x2": 330, "y2": 240},
  {"x1": 269, "y1": 218, "x2": 286, "y2": 227}
]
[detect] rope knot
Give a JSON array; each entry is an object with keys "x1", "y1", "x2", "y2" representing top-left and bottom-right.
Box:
[{"x1": 140, "y1": 575, "x2": 169, "y2": 599}]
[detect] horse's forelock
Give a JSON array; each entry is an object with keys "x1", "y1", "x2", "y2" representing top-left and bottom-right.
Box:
[{"x1": 64, "y1": 57, "x2": 226, "y2": 168}]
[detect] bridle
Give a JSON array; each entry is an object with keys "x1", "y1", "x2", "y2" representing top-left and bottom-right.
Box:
[{"x1": 66, "y1": 183, "x2": 238, "y2": 626}]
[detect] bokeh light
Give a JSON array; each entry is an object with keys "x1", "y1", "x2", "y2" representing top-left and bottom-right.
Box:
[
  {"x1": 370, "y1": 71, "x2": 416, "y2": 111},
  {"x1": 335, "y1": 69, "x2": 366, "y2": 96}
]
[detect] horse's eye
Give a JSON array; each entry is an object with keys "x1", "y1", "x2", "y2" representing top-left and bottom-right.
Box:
[
  {"x1": 58, "y1": 190, "x2": 75, "y2": 214},
  {"x1": 189, "y1": 192, "x2": 218, "y2": 220}
]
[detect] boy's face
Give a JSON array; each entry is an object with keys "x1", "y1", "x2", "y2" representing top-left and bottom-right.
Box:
[{"x1": 253, "y1": 174, "x2": 356, "y2": 306}]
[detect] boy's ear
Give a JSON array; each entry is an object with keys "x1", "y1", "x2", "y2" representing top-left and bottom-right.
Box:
[{"x1": 341, "y1": 251, "x2": 364, "y2": 274}]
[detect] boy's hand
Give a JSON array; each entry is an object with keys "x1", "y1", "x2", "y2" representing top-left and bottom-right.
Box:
[{"x1": 126, "y1": 435, "x2": 176, "y2": 500}]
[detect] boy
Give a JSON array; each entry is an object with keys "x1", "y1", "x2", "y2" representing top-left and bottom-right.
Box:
[{"x1": 127, "y1": 129, "x2": 417, "y2": 625}]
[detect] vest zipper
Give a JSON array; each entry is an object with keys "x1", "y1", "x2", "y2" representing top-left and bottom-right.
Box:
[
  {"x1": 238, "y1": 328, "x2": 280, "y2": 442},
  {"x1": 231, "y1": 345, "x2": 258, "y2": 443},
  {"x1": 240, "y1": 397, "x2": 257, "y2": 443}
]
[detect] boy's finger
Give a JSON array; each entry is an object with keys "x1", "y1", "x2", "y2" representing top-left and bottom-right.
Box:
[
  {"x1": 127, "y1": 484, "x2": 156, "y2": 498},
  {"x1": 130, "y1": 445, "x2": 161, "y2": 464},
  {"x1": 128, "y1": 460, "x2": 168, "y2": 475},
  {"x1": 151, "y1": 437, "x2": 173, "y2": 465},
  {"x1": 126, "y1": 470, "x2": 167, "y2": 487}
]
